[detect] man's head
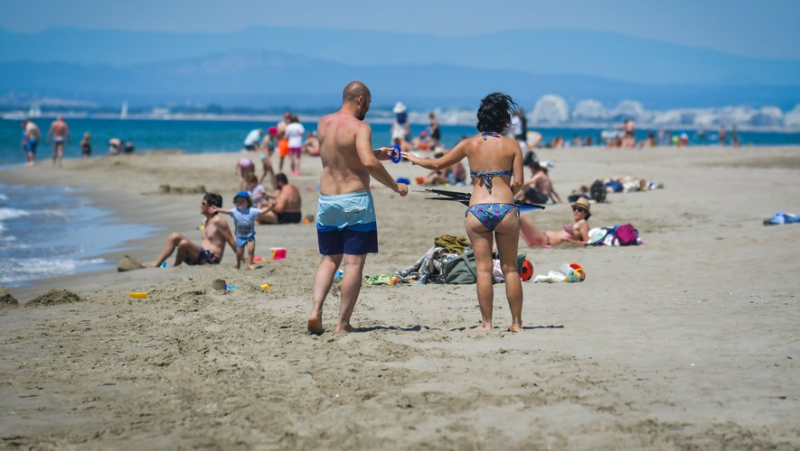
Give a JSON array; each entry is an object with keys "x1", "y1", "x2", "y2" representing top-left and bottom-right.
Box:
[
  {"x1": 342, "y1": 81, "x2": 371, "y2": 121},
  {"x1": 202, "y1": 193, "x2": 223, "y2": 214},
  {"x1": 57, "y1": 115, "x2": 64, "y2": 121},
  {"x1": 275, "y1": 173, "x2": 289, "y2": 189}
]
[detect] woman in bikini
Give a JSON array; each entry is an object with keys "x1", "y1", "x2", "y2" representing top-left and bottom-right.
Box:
[
  {"x1": 519, "y1": 197, "x2": 592, "y2": 247},
  {"x1": 404, "y1": 93, "x2": 524, "y2": 332}
]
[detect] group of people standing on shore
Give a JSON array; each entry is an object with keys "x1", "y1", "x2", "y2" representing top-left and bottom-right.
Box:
[
  {"x1": 18, "y1": 116, "x2": 140, "y2": 167},
  {"x1": 19, "y1": 116, "x2": 92, "y2": 167}
]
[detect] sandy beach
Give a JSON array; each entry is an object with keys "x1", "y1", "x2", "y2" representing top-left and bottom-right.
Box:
[{"x1": 1, "y1": 146, "x2": 799, "y2": 449}]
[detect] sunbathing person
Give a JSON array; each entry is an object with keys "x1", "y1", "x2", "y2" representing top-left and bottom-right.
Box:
[
  {"x1": 514, "y1": 160, "x2": 562, "y2": 204},
  {"x1": 519, "y1": 197, "x2": 592, "y2": 247},
  {"x1": 257, "y1": 173, "x2": 303, "y2": 224},
  {"x1": 405, "y1": 92, "x2": 524, "y2": 332}
]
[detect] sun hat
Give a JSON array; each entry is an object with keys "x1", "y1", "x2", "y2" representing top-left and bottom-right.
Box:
[
  {"x1": 571, "y1": 197, "x2": 591, "y2": 213},
  {"x1": 393, "y1": 102, "x2": 407, "y2": 114},
  {"x1": 239, "y1": 158, "x2": 253, "y2": 167}
]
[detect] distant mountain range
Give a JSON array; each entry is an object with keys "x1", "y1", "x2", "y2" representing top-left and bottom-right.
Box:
[{"x1": 1, "y1": 27, "x2": 799, "y2": 110}]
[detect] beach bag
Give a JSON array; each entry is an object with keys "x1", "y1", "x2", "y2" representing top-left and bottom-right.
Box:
[
  {"x1": 614, "y1": 224, "x2": 639, "y2": 245},
  {"x1": 443, "y1": 250, "x2": 477, "y2": 284},
  {"x1": 443, "y1": 251, "x2": 527, "y2": 284}
]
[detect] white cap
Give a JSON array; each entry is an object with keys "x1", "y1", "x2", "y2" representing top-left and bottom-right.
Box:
[{"x1": 393, "y1": 102, "x2": 407, "y2": 114}]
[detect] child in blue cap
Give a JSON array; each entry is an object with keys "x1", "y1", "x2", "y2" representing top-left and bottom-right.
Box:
[{"x1": 210, "y1": 191, "x2": 262, "y2": 269}]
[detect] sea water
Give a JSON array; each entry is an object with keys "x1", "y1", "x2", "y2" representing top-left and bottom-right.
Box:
[
  {"x1": 2, "y1": 118, "x2": 800, "y2": 165},
  {"x1": 0, "y1": 183, "x2": 157, "y2": 287}
]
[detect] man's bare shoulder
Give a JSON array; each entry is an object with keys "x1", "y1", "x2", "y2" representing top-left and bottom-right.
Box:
[{"x1": 210, "y1": 215, "x2": 229, "y2": 227}]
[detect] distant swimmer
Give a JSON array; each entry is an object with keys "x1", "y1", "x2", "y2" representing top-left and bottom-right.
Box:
[
  {"x1": 47, "y1": 115, "x2": 71, "y2": 167},
  {"x1": 307, "y1": 81, "x2": 408, "y2": 335}
]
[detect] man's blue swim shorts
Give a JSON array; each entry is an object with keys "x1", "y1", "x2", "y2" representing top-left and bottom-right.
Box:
[{"x1": 316, "y1": 190, "x2": 378, "y2": 255}]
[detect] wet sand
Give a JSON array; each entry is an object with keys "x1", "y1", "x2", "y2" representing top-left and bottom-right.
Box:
[{"x1": 1, "y1": 146, "x2": 799, "y2": 449}]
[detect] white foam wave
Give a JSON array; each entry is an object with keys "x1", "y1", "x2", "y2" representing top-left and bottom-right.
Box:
[
  {"x1": 0, "y1": 194, "x2": 8, "y2": 202},
  {"x1": 0, "y1": 208, "x2": 31, "y2": 221},
  {"x1": 0, "y1": 207, "x2": 68, "y2": 222},
  {"x1": 0, "y1": 257, "x2": 106, "y2": 285}
]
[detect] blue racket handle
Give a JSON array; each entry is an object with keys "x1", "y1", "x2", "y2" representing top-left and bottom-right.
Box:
[{"x1": 391, "y1": 145, "x2": 402, "y2": 164}]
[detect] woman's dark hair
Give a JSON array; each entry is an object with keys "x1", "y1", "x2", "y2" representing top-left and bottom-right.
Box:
[{"x1": 476, "y1": 92, "x2": 518, "y2": 133}]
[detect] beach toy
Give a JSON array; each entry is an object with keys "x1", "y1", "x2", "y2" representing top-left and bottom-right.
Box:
[
  {"x1": 212, "y1": 279, "x2": 227, "y2": 291},
  {"x1": 129, "y1": 292, "x2": 148, "y2": 299},
  {"x1": 520, "y1": 260, "x2": 534, "y2": 281},
  {"x1": 261, "y1": 283, "x2": 271, "y2": 290},
  {"x1": 560, "y1": 263, "x2": 585, "y2": 283},
  {"x1": 225, "y1": 284, "x2": 237, "y2": 291},
  {"x1": 391, "y1": 144, "x2": 402, "y2": 163},
  {"x1": 253, "y1": 256, "x2": 264, "y2": 263},
  {"x1": 160, "y1": 262, "x2": 168, "y2": 268},
  {"x1": 415, "y1": 176, "x2": 425, "y2": 185},
  {"x1": 271, "y1": 247, "x2": 287, "y2": 260},
  {"x1": 334, "y1": 269, "x2": 344, "y2": 280},
  {"x1": 396, "y1": 177, "x2": 411, "y2": 185}
]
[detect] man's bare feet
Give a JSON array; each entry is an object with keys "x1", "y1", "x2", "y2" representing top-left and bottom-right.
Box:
[
  {"x1": 334, "y1": 324, "x2": 354, "y2": 334},
  {"x1": 308, "y1": 318, "x2": 324, "y2": 335},
  {"x1": 469, "y1": 323, "x2": 493, "y2": 332},
  {"x1": 247, "y1": 265, "x2": 256, "y2": 270},
  {"x1": 507, "y1": 324, "x2": 524, "y2": 333}
]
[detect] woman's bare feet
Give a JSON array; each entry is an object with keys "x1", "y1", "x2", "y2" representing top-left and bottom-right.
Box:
[
  {"x1": 469, "y1": 323, "x2": 493, "y2": 332},
  {"x1": 507, "y1": 324, "x2": 524, "y2": 333}
]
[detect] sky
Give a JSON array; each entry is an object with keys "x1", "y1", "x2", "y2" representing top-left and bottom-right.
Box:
[{"x1": 1, "y1": 0, "x2": 799, "y2": 61}]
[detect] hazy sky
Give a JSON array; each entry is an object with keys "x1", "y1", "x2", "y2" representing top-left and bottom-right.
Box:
[{"x1": 2, "y1": 0, "x2": 798, "y2": 60}]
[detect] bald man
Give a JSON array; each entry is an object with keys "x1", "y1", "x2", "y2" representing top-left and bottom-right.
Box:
[{"x1": 308, "y1": 81, "x2": 408, "y2": 335}]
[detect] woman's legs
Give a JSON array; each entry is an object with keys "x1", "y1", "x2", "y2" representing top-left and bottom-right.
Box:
[
  {"x1": 519, "y1": 215, "x2": 549, "y2": 246},
  {"x1": 465, "y1": 215, "x2": 495, "y2": 331},
  {"x1": 495, "y1": 214, "x2": 523, "y2": 332}
]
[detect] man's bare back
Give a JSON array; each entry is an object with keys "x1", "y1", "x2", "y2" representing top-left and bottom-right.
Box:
[{"x1": 318, "y1": 111, "x2": 374, "y2": 195}]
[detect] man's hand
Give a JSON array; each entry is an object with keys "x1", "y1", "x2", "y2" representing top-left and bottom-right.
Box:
[
  {"x1": 395, "y1": 183, "x2": 409, "y2": 197},
  {"x1": 374, "y1": 146, "x2": 393, "y2": 161}
]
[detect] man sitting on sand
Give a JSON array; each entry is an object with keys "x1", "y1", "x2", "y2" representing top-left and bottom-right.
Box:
[
  {"x1": 256, "y1": 173, "x2": 303, "y2": 224},
  {"x1": 135, "y1": 193, "x2": 237, "y2": 268}
]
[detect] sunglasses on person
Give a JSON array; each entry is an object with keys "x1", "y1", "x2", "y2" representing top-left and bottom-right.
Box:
[{"x1": 573, "y1": 207, "x2": 588, "y2": 214}]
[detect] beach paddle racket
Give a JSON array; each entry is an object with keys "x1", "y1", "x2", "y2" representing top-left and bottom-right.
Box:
[
  {"x1": 391, "y1": 144, "x2": 402, "y2": 163},
  {"x1": 418, "y1": 188, "x2": 545, "y2": 211}
]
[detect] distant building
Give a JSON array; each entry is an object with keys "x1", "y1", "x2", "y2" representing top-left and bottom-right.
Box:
[
  {"x1": 572, "y1": 99, "x2": 607, "y2": 121},
  {"x1": 532, "y1": 95, "x2": 569, "y2": 123}
]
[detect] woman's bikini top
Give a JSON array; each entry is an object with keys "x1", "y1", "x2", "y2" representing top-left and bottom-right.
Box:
[
  {"x1": 563, "y1": 222, "x2": 577, "y2": 238},
  {"x1": 469, "y1": 131, "x2": 513, "y2": 194}
]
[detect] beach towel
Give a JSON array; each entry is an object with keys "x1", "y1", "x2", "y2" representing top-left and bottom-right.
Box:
[{"x1": 433, "y1": 234, "x2": 470, "y2": 254}]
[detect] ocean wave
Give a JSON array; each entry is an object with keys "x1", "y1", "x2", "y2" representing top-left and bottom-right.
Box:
[
  {"x1": 0, "y1": 193, "x2": 8, "y2": 202},
  {"x1": 0, "y1": 207, "x2": 69, "y2": 222},
  {"x1": 0, "y1": 257, "x2": 106, "y2": 285},
  {"x1": 0, "y1": 208, "x2": 30, "y2": 221}
]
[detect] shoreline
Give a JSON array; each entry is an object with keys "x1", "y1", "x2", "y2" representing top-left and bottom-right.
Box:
[{"x1": 1, "y1": 146, "x2": 799, "y2": 447}]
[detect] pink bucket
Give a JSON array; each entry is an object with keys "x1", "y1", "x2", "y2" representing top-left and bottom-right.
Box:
[{"x1": 271, "y1": 248, "x2": 287, "y2": 260}]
